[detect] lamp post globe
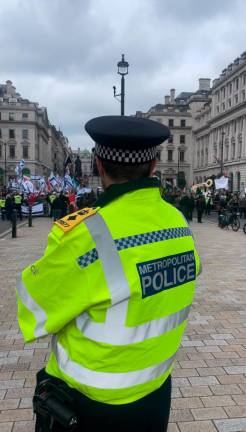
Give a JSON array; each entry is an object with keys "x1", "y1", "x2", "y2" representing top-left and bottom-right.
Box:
[
  {"x1": 117, "y1": 54, "x2": 129, "y2": 76},
  {"x1": 113, "y1": 54, "x2": 129, "y2": 116}
]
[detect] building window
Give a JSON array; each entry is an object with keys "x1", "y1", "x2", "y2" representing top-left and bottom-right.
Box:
[
  {"x1": 222, "y1": 102, "x2": 225, "y2": 111},
  {"x1": 179, "y1": 150, "x2": 184, "y2": 162},
  {"x1": 229, "y1": 83, "x2": 232, "y2": 94},
  {"x1": 234, "y1": 95, "x2": 238, "y2": 104},
  {"x1": 242, "y1": 90, "x2": 245, "y2": 101},
  {"x1": 236, "y1": 78, "x2": 239, "y2": 90},
  {"x1": 238, "y1": 140, "x2": 242, "y2": 158},
  {"x1": 156, "y1": 150, "x2": 161, "y2": 161},
  {"x1": 168, "y1": 119, "x2": 174, "y2": 127},
  {"x1": 9, "y1": 129, "x2": 15, "y2": 139},
  {"x1": 9, "y1": 112, "x2": 15, "y2": 121},
  {"x1": 237, "y1": 172, "x2": 241, "y2": 191},
  {"x1": 23, "y1": 145, "x2": 28, "y2": 159},
  {"x1": 234, "y1": 121, "x2": 237, "y2": 133},
  {"x1": 228, "y1": 98, "x2": 231, "y2": 107},
  {"x1": 231, "y1": 142, "x2": 235, "y2": 159},
  {"x1": 9, "y1": 145, "x2": 15, "y2": 158},
  {"x1": 244, "y1": 75, "x2": 246, "y2": 86},
  {"x1": 22, "y1": 112, "x2": 28, "y2": 119},
  {"x1": 222, "y1": 87, "x2": 226, "y2": 98},
  {"x1": 225, "y1": 145, "x2": 229, "y2": 161},
  {"x1": 168, "y1": 135, "x2": 173, "y2": 143},
  {"x1": 216, "y1": 105, "x2": 220, "y2": 114},
  {"x1": 180, "y1": 135, "x2": 185, "y2": 144},
  {"x1": 180, "y1": 119, "x2": 186, "y2": 127},
  {"x1": 22, "y1": 129, "x2": 28, "y2": 139},
  {"x1": 167, "y1": 150, "x2": 173, "y2": 161}
]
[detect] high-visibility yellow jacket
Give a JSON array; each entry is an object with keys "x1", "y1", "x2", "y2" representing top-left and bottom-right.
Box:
[
  {"x1": 14, "y1": 195, "x2": 22, "y2": 204},
  {"x1": 17, "y1": 178, "x2": 200, "y2": 405},
  {"x1": 0, "y1": 199, "x2": 5, "y2": 208}
]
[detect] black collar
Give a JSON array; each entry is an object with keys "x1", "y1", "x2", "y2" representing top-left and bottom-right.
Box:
[{"x1": 94, "y1": 177, "x2": 160, "y2": 208}]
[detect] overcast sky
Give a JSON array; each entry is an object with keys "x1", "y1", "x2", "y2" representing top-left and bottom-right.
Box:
[{"x1": 0, "y1": 0, "x2": 246, "y2": 150}]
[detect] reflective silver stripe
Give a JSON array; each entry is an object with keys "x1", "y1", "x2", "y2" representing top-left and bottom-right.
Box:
[
  {"x1": 52, "y1": 337, "x2": 175, "y2": 389},
  {"x1": 84, "y1": 213, "x2": 130, "y2": 307},
  {"x1": 16, "y1": 276, "x2": 48, "y2": 338},
  {"x1": 76, "y1": 304, "x2": 191, "y2": 345}
]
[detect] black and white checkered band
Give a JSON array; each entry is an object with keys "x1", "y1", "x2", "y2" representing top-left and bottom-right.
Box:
[{"x1": 95, "y1": 143, "x2": 156, "y2": 164}]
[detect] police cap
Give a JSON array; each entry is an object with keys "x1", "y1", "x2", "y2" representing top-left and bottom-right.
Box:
[{"x1": 85, "y1": 115, "x2": 170, "y2": 164}]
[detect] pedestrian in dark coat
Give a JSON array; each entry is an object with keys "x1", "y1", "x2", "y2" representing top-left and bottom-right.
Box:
[
  {"x1": 5, "y1": 194, "x2": 14, "y2": 221},
  {"x1": 196, "y1": 194, "x2": 206, "y2": 223}
]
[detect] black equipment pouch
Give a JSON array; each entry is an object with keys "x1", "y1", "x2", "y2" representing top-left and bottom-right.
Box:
[{"x1": 33, "y1": 378, "x2": 78, "y2": 431}]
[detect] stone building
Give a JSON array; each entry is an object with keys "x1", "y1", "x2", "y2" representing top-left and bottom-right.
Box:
[
  {"x1": 136, "y1": 88, "x2": 193, "y2": 187},
  {"x1": 0, "y1": 80, "x2": 70, "y2": 185},
  {"x1": 192, "y1": 52, "x2": 246, "y2": 192}
]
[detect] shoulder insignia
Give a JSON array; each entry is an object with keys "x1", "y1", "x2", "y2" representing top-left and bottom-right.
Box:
[{"x1": 55, "y1": 207, "x2": 98, "y2": 233}]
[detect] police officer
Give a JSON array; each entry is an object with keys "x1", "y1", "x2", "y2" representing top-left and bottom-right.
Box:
[
  {"x1": 0, "y1": 194, "x2": 6, "y2": 220},
  {"x1": 14, "y1": 192, "x2": 23, "y2": 220},
  {"x1": 17, "y1": 116, "x2": 201, "y2": 432}
]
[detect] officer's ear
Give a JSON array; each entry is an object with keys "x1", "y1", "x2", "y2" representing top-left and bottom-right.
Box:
[
  {"x1": 95, "y1": 156, "x2": 105, "y2": 178},
  {"x1": 149, "y1": 159, "x2": 157, "y2": 177}
]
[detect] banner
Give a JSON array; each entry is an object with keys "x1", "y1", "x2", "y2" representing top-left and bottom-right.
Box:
[
  {"x1": 214, "y1": 176, "x2": 229, "y2": 190},
  {"x1": 21, "y1": 203, "x2": 44, "y2": 216}
]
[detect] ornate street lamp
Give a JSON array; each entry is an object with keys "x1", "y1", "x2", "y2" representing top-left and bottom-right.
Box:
[{"x1": 113, "y1": 54, "x2": 129, "y2": 115}]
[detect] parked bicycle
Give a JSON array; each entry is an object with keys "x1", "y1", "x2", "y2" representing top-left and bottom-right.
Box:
[{"x1": 219, "y1": 208, "x2": 240, "y2": 231}]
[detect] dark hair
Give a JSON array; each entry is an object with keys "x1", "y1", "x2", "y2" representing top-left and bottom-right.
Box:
[{"x1": 100, "y1": 158, "x2": 154, "y2": 182}]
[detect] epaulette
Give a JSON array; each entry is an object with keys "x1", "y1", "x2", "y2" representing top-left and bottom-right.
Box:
[{"x1": 55, "y1": 207, "x2": 98, "y2": 233}]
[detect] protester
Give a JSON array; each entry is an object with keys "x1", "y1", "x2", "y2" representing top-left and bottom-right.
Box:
[{"x1": 196, "y1": 193, "x2": 206, "y2": 223}]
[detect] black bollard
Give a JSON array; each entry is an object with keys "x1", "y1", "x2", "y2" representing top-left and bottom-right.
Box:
[
  {"x1": 28, "y1": 205, "x2": 32, "y2": 227},
  {"x1": 12, "y1": 209, "x2": 17, "y2": 238}
]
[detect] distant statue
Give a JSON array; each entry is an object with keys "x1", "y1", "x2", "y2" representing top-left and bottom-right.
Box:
[{"x1": 75, "y1": 155, "x2": 82, "y2": 177}]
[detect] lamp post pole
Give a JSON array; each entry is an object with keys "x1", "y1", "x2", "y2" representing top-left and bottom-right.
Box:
[
  {"x1": 4, "y1": 142, "x2": 7, "y2": 189},
  {"x1": 220, "y1": 131, "x2": 225, "y2": 176},
  {"x1": 177, "y1": 148, "x2": 180, "y2": 187},
  {"x1": 120, "y1": 74, "x2": 125, "y2": 116},
  {"x1": 113, "y1": 54, "x2": 129, "y2": 116}
]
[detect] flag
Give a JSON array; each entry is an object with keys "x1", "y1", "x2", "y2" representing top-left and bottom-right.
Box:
[
  {"x1": 214, "y1": 176, "x2": 229, "y2": 190},
  {"x1": 15, "y1": 159, "x2": 25, "y2": 176},
  {"x1": 48, "y1": 172, "x2": 58, "y2": 187}
]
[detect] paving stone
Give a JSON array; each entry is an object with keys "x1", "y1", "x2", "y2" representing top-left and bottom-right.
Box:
[
  {"x1": 232, "y1": 394, "x2": 246, "y2": 405},
  {"x1": 180, "y1": 386, "x2": 212, "y2": 398},
  {"x1": 189, "y1": 376, "x2": 220, "y2": 386},
  {"x1": 215, "y1": 418, "x2": 246, "y2": 432},
  {"x1": 224, "y1": 406, "x2": 246, "y2": 418},
  {"x1": 12, "y1": 421, "x2": 35, "y2": 432},
  {"x1": 19, "y1": 397, "x2": 32, "y2": 409},
  {"x1": 0, "y1": 408, "x2": 33, "y2": 422},
  {"x1": 0, "y1": 423, "x2": 13, "y2": 432},
  {"x1": 201, "y1": 395, "x2": 235, "y2": 407},
  {"x1": 172, "y1": 397, "x2": 203, "y2": 409},
  {"x1": 178, "y1": 420, "x2": 217, "y2": 432},
  {"x1": 210, "y1": 384, "x2": 242, "y2": 395},
  {"x1": 167, "y1": 424, "x2": 180, "y2": 432},
  {"x1": 191, "y1": 407, "x2": 227, "y2": 420},
  {"x1": 169, "y1": 409, "x2": 194, "y2": 422}
]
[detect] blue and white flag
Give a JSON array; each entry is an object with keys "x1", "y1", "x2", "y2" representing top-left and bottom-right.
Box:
[
  {"x1": 15, "y1": 159, "x2": 25, "y2": 176},
  {"x1": 48, "y1": 172, "x2": 58, "y2": 187}
]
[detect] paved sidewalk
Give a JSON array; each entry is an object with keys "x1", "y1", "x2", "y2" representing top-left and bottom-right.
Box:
[{"x1": 0, "y1": 218, "x2": 246, "y2": 431}]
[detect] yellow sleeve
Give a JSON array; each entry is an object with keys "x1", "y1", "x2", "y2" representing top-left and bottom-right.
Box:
[{"x1": 16, "y1": 221, "x2": 106, "y2": 342}]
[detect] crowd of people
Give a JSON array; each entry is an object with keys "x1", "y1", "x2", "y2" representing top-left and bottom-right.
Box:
[
  {"x1": 1, "y1": 182, "x2": 246, "y2": 227},
  {"x1": 0, "y1": 188, "x2": 97, "y2": 222},
  {"x1": 163, "y1": 187, "x2": 246, "y2": 224}
]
